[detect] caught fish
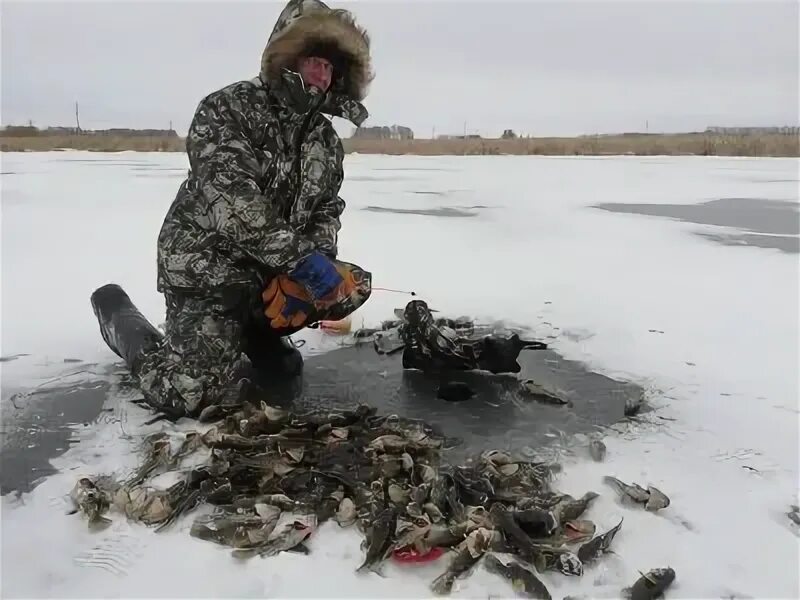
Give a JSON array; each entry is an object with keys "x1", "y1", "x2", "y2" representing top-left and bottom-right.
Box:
[
  {"x1": 429, "y1": 475, "x2": 450, "y2": 509},
  {"x1": 526, "y1": 544, "x2": 583, "y2": 576},
  {"x1": 427, "y1": 523, "x2": 468, "y2": 548},
  {"x1": 553, "y1": 492, "x2": 599, "y2": 523},
  {"x1": 411, "y1": 483, "x2": 431, "y2": 506},
  {"x1": 423, "y1": 502, "x2": 444, "y2": 523},
  {"x1": 369, "y1": 435, "x2": 408, "y2": 454},
  {"x1": 417, "y1": 464, "x2": 438, "y2": 484},
  {"x1": 577, "y1": 518, "x2": 623, "y2": 563},
  {"x1": 623, "y1": 567, "x2": 676, "y2": 600},
  {"x1": 259, "y1": 494, "x2": 298, "y2": 510},
  {"x1": 406, "y1": 502, "x2": 424, "y2": 519},
  {"x1": 114, "y1": 480, "x2": 192, "y2": 529},
  {"x1": 430, "y1": 528, "x2": 493, "y2": 595},
  {"x1": 489, "y1": 503, "x2": 539, "y2": 560},
  {"x1": 562, "y1": 519, "x2": 596, "y2": 544},
  {"x1": 482, "y1": 450, "x2": 512, "y2": 467},
  {"x1": 126, "y1": 436, "x2": 173, "y2": 485},
  {"x1": 465, "y1": 506, "x2": 493, "y2": 531},
  {"x1": 77, "y1": 373, "x2": 621, "y2": 596},
  {"x1": 404, "y1": 429, "x2": 443, "y2": 450},
  {"x1": 325, "y1": 427, "x2": 350, "y2": 444},
  {"x1": 261, "y1": 402, "x2": 289, "y2": 423},
  {"x1": 553, "y1": 550, "x2": 584, "y2": 576},
  {"x1": 400, "y1": 452, "x2": 415, "y2": 472},
  {"x1": 336, "y1": 497, "x2": 357, "y2": 527},
  {"x1": 452, "y1": 466, "x2": 494, "y2": 506},
  {"x1": 357, "y1": 507, "x2": 397, "y2": 573},
  {"x1": 254, "y1": 503, "x2": 281, "y2": 522},
  {"x1": 375, "y1": 455, "x2": 404, "y2": 478},
  {"x1": 484, "y1": 554, "x2": 552, "y2": 600},
  {"x1": 232, "y1": 515, "x2": 316, "y2": 559},
  {"x1": 645, "y1": 486, "x2": 670, "y2": 512},
  {"x1": 68, "y1": 478, "x2": 112, "y2": 529},
  {"x1": 394, "y1": 513, "x2": 432, "y2": 554},
  {"x1": 388, "y1": 483, "x2": 410, "y2": 504},
  {"x1": 190, "y1": 508, "x2": 280, "y2": 549},
  {"x1": 604, "y1": 476, "x2": 650, "y2": 505}
]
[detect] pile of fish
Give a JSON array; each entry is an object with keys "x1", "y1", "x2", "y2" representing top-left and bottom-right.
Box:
[{"x1": 68, "y1": 401, "x2": 674, "y2": 598}]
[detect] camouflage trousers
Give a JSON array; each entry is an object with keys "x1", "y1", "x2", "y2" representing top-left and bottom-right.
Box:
[{"x1": 136, "y1": 261, "x2": 371, "y2": 418}]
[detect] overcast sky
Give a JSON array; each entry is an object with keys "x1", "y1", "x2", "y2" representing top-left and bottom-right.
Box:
[{"x1": 2, "y1": 0, "x2": 798, "y2": 137}]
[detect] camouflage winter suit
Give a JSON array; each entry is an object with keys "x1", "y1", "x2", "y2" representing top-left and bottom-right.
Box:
[{"x1": 136, "y1": 0, "x2": 374, "y2": 417}]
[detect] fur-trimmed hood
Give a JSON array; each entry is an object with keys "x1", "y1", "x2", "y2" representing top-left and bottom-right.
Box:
[{"x1": 261, "y1": 0, "x2": 373, "y2": 103}]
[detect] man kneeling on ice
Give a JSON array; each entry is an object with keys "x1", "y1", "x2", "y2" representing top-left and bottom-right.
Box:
[{"x1": 90, "y1": 0, "x2": 373, "y2": 420}]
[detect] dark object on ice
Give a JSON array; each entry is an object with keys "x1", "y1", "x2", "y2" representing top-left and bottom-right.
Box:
[
  {"x1": 577, "y1": 518, "x2": 623, "y2": 563},
  {"x1": 373, "y1": 327, "x2": 405, "y2": 355},
  {"x1": 484, "y1": 554, "x2": 552, "y2": 600},
  {"x1": 623, "y1": 567, "x2": 676, "y2": 600},
  {"x1": 788, "y1": 505, "x2": 800, "y2": 526},
  {"x1": 513, "y1": 507, "x2": 558, "y2": 537},
  {"x1": 624, "y1": 393, "x2": 644, "y2": 416},
  {"x1": 0, "y1": 353, "x2": 30, "y2": 363},
  {"x1": 241, "y1": 320, "x2": 304, "y2": 380},
  {"x1": 90, "y1": 283, "x2": 163, "y2": 378},
  {"x1": 589, "y1": 440, "x2": 607, "y2": 462},
  {"x1": 477, "y1": 334, "x2": 547, "y2": 374},
  {"x1": 437, "y1": 382, "x2": 475, "y2": 402},
  {"x1": 400, "y1": 299, "x2": 547, "y2": 374},
  {"x1": 519, "y1": 379, "x2": 569, "y2": 405}
]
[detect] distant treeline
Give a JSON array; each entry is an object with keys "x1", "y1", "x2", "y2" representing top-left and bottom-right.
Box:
[
  {"x1": 1, "y1": 125, "x2": 178, "y2": 138},
  {"x1": 344, "y1": 133, "x2": 800, "y2": 157},
  {"x1": 1, "y1": 127, "x2": 798, "y2": 157},
  {"x1": 0, "y1": 125, "x2": 183, "y2": 152}
]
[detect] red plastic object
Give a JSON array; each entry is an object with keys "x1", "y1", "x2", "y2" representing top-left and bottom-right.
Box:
[{"x1": 392, "y1": 546, "x2": 445, "y2": 564}]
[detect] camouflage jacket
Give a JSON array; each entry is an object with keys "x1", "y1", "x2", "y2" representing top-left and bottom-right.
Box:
[{"x1": 156, "y1": 0, "x2": 372, "y2": 298}]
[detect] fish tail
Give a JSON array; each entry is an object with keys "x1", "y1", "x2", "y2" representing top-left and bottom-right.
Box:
[
  {"x1": 88, "y1": 515, "x2": 113, "y2": 532},
  {"x1": 430, "y1": 573, "x2": 455, "y2": 596},
  {"x1": 356, "y1": 559, "x2": 371, "y2": 573}
]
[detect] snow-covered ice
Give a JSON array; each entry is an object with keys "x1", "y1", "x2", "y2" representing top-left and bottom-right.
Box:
[{"x1": 1, "y1": 151, "x2": 798, "y2": 598}]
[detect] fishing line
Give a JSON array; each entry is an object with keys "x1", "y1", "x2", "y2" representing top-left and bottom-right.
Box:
[
  {"x1": 372, "y1": 287, "x2": 417, "y2": 296},
  {"x1": 304, "y1": 288, "x2": 416, "y2": 330}
]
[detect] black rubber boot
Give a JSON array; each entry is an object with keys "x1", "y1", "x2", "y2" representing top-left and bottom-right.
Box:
[
  {"x1": 242, "y1": 325, "x2": 304, "y2": 381},
  {"x1": 90, "y1": 283, "x2": 163, "y2": 375}
]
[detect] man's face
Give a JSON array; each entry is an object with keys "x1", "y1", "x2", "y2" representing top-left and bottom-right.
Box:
[{"x1": 297, "y1": 56, "x2": 333, "y2": 93}]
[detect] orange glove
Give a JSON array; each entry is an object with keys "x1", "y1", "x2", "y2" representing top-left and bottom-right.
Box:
[{"x1": 261, "y1": 275, "x2": 315, "y2": 330}]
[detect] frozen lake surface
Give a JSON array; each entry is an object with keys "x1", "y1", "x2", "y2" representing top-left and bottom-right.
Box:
[{"x1": 1, "y1": 151, "x2": 798, "y2": 598}]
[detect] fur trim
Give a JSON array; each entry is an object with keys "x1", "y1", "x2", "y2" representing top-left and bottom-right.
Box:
[{"x1": 261, "y1": 8, "x2": 373, "y2": 102}]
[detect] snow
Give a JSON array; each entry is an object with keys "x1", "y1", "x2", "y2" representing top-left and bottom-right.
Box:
[{"x1": 2, "y1": 151, "x2": 799, "y2": 598}]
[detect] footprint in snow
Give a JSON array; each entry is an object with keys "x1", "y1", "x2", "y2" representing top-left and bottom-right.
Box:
[{"x1": 73, "y1": 526, "x2": 145, "y2": 577}]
